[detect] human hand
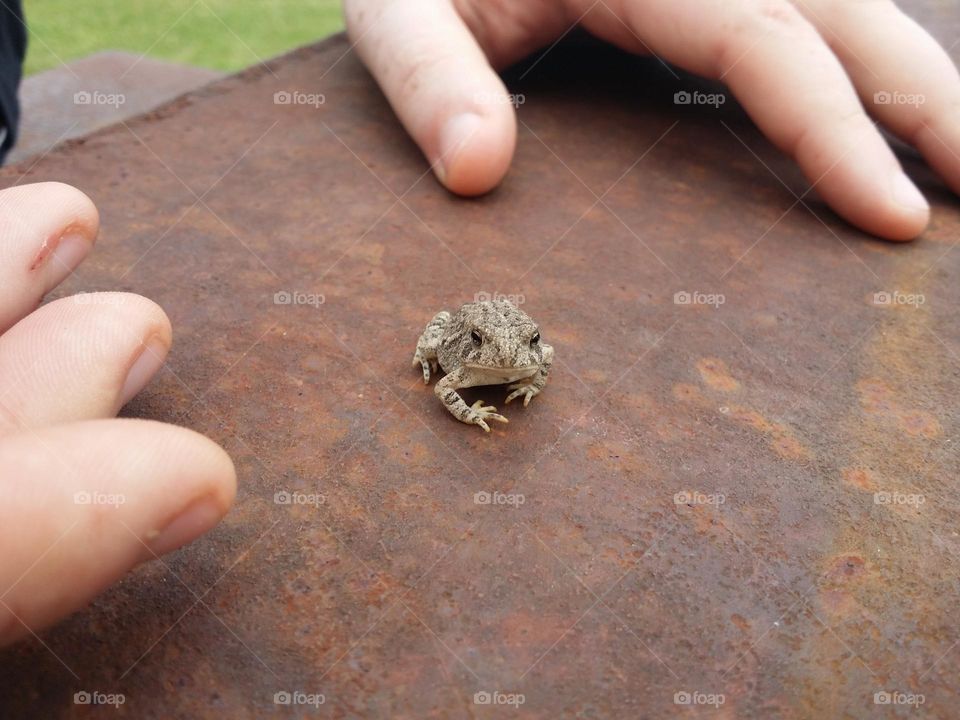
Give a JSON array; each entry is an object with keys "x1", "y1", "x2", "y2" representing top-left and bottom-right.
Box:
[
  {"x1": 0, "y1": 182, "x2": 236, "y2": 647},
  {"x1": 345, "y1": 0, "x2": 960, "y2": 241}
]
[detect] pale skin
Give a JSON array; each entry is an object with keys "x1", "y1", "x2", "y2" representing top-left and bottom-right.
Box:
[
  {"x1": 345, "y1": 0, "x2": 960, "y2": 241},
  {"x1": 0, "y1": 183, "x2": 236, "y2": 647}
]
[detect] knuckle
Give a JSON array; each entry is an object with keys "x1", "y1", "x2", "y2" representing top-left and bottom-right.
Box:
[
  {"x1": 392, "y1": 48, "x2": 461, "y2": 101},
  {"x1": 716, "y1": 0, "x2": 812, "y2": 70},
  {"x1": 737, "y1": 0, "x2": 807, "y2": 34}
]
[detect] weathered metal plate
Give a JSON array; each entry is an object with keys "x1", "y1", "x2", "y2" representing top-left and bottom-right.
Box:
[{"x1": 2, "y1": 4, "x2": 959, "y2": 717}]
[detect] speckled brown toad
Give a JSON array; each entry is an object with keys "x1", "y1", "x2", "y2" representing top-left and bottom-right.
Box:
[{"x1": 412, "y1": 300, "x2": 554, "y2": 432}]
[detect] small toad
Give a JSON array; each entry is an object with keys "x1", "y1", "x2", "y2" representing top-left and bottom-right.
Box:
[{"x1": 412, "y1": 300, "x2": 554, "y2": 432}]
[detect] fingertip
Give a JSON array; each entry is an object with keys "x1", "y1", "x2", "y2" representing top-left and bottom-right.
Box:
[
  {"x1": 436, "y1": 109, "x2": 516, "y2": 196},
  {"x1": 158, "y1": 420, "x2": 238, "y2": 514},
  {"x1": 793, "y1": 116, "x2": 930, "y2": 242},
  {"x1": 885, "y1": 173, "x2": 930, "y2": 241},
  {"x1": 816, "y1": 171, "x2": 929, "y2": 242},
  {"x1": 0, "y1": 420, "x2": 238, "y2": 645},
  {"x1": 206, "y1": 433, "x2": 238, "y2": 513},
  {"x1": 141, "y1": 428, "x2": 237, "y2": 558}
]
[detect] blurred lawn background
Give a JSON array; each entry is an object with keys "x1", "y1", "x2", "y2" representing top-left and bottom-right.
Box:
[{"x1": 23, "y1": 0, "x2": 345, "y2": 75}]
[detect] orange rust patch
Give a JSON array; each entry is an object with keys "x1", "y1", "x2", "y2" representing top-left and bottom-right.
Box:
[
  {"x1": 672, "y1": 383, "x2": 706, "y2": 404},
  {"x1": 582, "y1": 367, "x2": 610, "y2": 384},
  {"x1": 841, "y1": 468, "x2": 877, "y2": 492},
  {"x1": 728, "y1": 406, "x2": 773, "y2": 433},
  {"x1": 350, "y1": 241, "x2": 385, "y2": 265},
  {"x1": 824, "y1": 554, "x2": 867, "y2": 585},
  {"x1": 731, "y1": 613, "x2": 751, "y2": 633},
  {"x1": 381, "y1": 425, "x2": 436, "y2": 465},
  {"x1": 586, "y1": 439, "x2": 645, "y2": 475},
  {"x1": 899, "y1": 409, "x2": 941, "y2": 438},
  {"x1": 769, "y1": 434, "x2": 808, "y2": 460},
  {"x1": 676, "y1": 502, "x2": 724, "y2": 537},
  {"x1": 857, "y1": 378, "x2": 942, "y2": 439},
  {"x1": 753, "y1": 312, "x2": 778, "y2": 328},
  {"x1": 697, "y1": 357, "x2": 740, "y2": 392},
  {"x1": 727, "y1": 404, "x2": 811, "y2": 460},
  {"x1": 546, "y1": 326, "x2": 581, "y2": 348}
]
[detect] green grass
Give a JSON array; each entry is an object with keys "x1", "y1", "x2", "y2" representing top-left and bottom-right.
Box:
[{"x1": 23, "y1": 0, "x2": 344, "y2": 75}]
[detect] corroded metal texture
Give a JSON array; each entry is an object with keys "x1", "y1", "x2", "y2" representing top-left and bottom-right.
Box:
[{"x1": 2, "y1": 4, "x2": 960, "y2": 717}]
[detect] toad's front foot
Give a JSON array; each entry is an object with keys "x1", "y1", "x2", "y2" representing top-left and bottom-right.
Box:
[
  {"x1": 505, "y1": 382, "x2": 541, "y2": 407},
  {"x1": 467, "y1": 399, "x2": 508, "y2": 433},
  {"x1": 411, "y1": 351, "x2": 439, "y2": 384}
]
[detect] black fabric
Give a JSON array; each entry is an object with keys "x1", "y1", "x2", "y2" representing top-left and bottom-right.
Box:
[{"x1": 0, "y1": 0, "x2": 26, "y2": 164}]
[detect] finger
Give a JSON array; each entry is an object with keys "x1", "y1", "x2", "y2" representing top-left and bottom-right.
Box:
[
  {"x1": 0, "y1": 419, "x2": 236, "y2": 646},
  {"x1": 0, "y1": 293, "x2": 171, "y2": 434},
  {"x1": 610, "y1": 0, "x2": 929, "y2": 240},
  {"x1": 796, "y1": 0, "x2": 960, "y2": 197},
  {"x1": 0, "y1": 182, "x2": 99, "y2": 332},
  {"x1": 345, "y1": 0, "x2": 516, "y2": 195}
]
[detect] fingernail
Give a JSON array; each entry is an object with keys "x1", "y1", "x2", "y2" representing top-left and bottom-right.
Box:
[
  {"x1": 31, "y1": 231, "x2": 90, "y2": 284},
  {"x1": 146, "y1": 496, "x2": 224, "y2": 557},
  {"x1": 120, "y1": 336, "x2": 168, "y2": 406},
  {"x1": 438, "y1": 112, "x2": 483, "y2": 183},
  {"x1": 891, "y1": 173, "x2": 929, "y2": 212}
]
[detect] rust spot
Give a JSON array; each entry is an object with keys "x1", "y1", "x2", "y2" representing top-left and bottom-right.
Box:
[
  {"x1": 583, "y1": 368, "x2": 610, "y2": 384},
  {"x1": 841, "y1": 467, "x2": 877, "y2": 492},
  {"x1": 696, "y1": 357, "x2": 740, "y2": 392},
  {"x1": 899, "y1": 409, "x2": 941, "y2": 438},
  {"x1": 731, "y1": 613, "x2": 750, "y2": 633},
  {"x1": 857, "y1": 378, "x2": 942, "y2": 438},
  {"x1": 825, "y1": 554, "x2": 867, "y2": 584},
  {"x1": 672, "y1": 382, "x2": 705, "y2": 403},
  {"x1": 753, "y1": 312, "x2": 778, "y2": 328},
  {"x1": 727, "y1": 404, "x2": 811, "y2": 460},
  {"x1": 676, "y1": 502, "x2": 725, "y2": 537},
  {"x1": 769, "y1": 434, "x2": 808, "y2": 460},
  {"x1": 728, "y1": 406, "x2": 773, "y2": 432},
  {"x1": 586, "y1": 439, "x2": 645, "y2": 475}
]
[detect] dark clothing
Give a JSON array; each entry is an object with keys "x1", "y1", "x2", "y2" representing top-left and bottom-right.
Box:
[{"x1": 0, "y1": 0, "x2": 26, "y2": 164}]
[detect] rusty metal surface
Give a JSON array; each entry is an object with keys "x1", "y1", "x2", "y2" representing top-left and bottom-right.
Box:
[{"x1": 2, "y1": 6, "x2": 960, "y2": 717}]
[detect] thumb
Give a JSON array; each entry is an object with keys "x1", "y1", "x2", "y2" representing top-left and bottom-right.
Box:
[
  {"x1": 345, "y1": 0, "x2": 516, "y2": 195},
  {"x1": 0, "y1": 419, "x2": 236, "y2": 647}
]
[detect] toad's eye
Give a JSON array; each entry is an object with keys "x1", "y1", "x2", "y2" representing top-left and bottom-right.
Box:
[
  {"x1": 530, "y1": 332, "x2": 540, "y2": 346},
  {"x1": 471, "y1": 330, "x2": 483, "y2": 346}
]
